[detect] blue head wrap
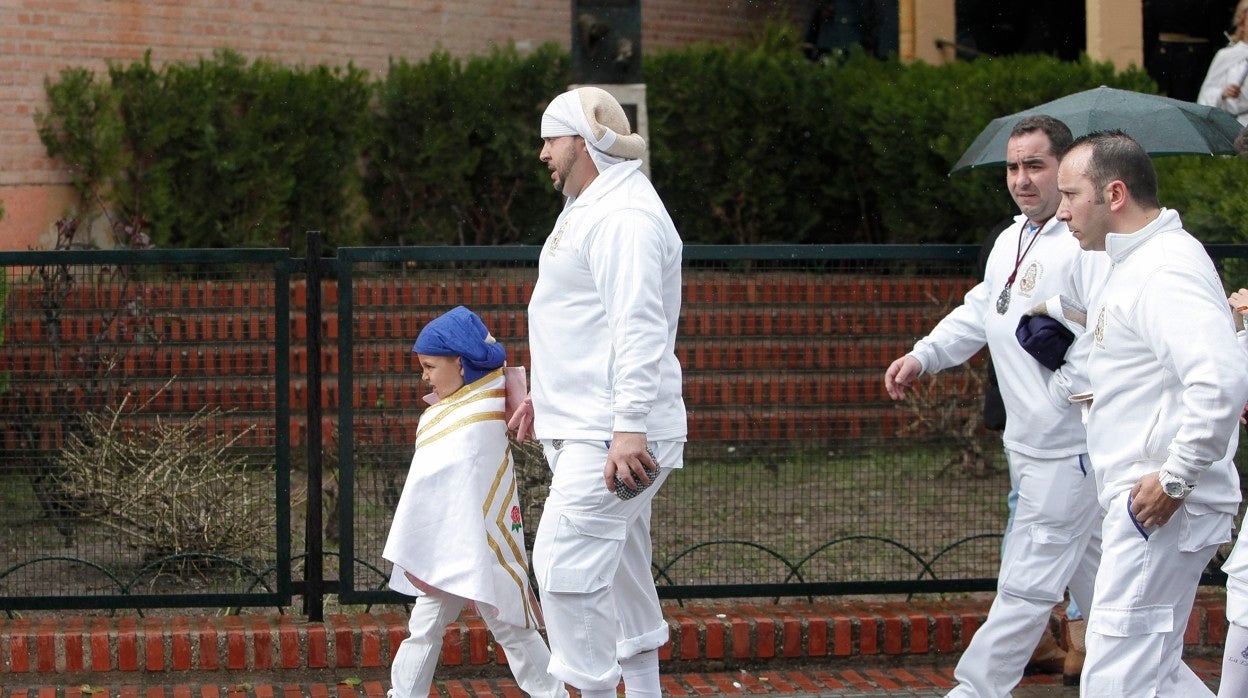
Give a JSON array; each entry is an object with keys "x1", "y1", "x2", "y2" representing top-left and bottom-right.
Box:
[{"x1": 412, "y1": 306, "x2": 507, "y2": 385}]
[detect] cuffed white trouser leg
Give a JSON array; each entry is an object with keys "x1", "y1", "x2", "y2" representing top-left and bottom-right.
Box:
[
  {"x1": 533, "y1": 439, "x2": 680, "y2": 692},
  {"x1": 484, "y1": 615, "x2": 569, "y2": 698},
  {"x1": 1081, "y1": 491, "x2": 1230, "y2": 698},
  {"x1": 1222, "y1": 544, "x2": 1248, "y2": 696},
  {"x1": 620, "y1": 649, "x2": 662, "y2": 698},
  {"x1": 1219, "y1": 618, "x2": 1248, "y2": 697},
  {"x1": 948, "y1": 451, "x2": 1102, "y2": 698},
  {"x1": 389, "y1": 594, "x2": 567, "y2": 698},
  {"x1": 389, "y1": 594, "x2": 463, "y2": 698}
]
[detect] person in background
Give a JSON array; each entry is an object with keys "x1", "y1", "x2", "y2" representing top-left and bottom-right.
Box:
[
  {"x1": 1056, "y1": 130, "x2": 1248, "y2": 695},
  {"x1": 885, "y1": 115, "x2": 1107, "y2": 696},
  {"x1": 1216, "y1": 111, "x2": 1248, "y2": 688},
  {"x1": 509, "y1": 86, "x2": 686, "y2": 698},
  {"x1": 382, "y1": 306, "x2": 566, "y2": 698},
  {"x1": 1198, "y1": 0, "x2": 1248, "y2": 126}
]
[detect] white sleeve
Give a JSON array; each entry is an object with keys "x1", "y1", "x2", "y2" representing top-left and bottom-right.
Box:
[
  {"x1": 908, "y1": 280, "x2": 991, "y2": 374},
  {"x1": 1045, "y1": 251, "x2": 1111, "y2": 406},
  {"x1": 582, "y1": 209, "x2": 673, "y2": 433},
  {"x1": 1198, "y1": 48, "x2": 1248, "y2": 115},
  {"x1": 1138, "y1": 266, "x2": 1248, "y2": 484}
]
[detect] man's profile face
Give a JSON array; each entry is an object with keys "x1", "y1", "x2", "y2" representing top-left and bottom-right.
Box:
[
  {"x1": 1056, "y1": 146, "x2": 1111, "y2": 252},
  {"x1": 540, "y1": 135, "x2": 588, "y2": 196},
  {"x1": 1005, "y1": 131, "x2": 1061, "y2": 224}
]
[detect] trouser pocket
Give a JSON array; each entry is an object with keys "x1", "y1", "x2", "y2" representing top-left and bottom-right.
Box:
[
  {"x1": 535, "y1": 510, "x2": 626, "y2": 593},
  {"x1": 999, "y1": 524, "x2": 1078, "y2": 601}
]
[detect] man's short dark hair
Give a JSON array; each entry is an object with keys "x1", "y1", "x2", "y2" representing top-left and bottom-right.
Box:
[
  {"x1": 1067, "y1": 130, "x2": 1160, "y2": 208},
  {"x1": 1010, "y1": 115, "x2": 1074, "y2": 159}
]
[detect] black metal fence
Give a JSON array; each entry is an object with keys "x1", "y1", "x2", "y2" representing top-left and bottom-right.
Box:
[
  {"x1": 3, "y1": 241, "x2": 1244, "y2": 616},
  {"x1": 0, "y1": 248, "x2": 293, "y2": 612}
]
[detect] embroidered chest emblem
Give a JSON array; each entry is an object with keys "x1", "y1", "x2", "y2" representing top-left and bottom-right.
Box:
[
  {"x1": 510, "y1": 505, "x2": 523, "y2": 532},
  {"x1": 1018, "y1": 262, "x2": 1041, "y2": 296},
  {"x1": 547, "y1": 219, "x2": 569, "y2": 253},
  {"x1": 1094, "y1": 307, "x2": 1106, "y2": 348}
]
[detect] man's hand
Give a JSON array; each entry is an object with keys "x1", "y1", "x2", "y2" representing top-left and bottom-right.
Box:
[
  {"x1": 507, "y1": 396, "x2": 534, "y2": 441},
  {"x1": 1130, "y1": 472, "x2": 1184, "y2": 529},
  {"x1": 1229, "y1": 288, "x2": 1248, "y2": 332},
  {"x1": 884, "y1": 355, "x2": 922, "y2": 400},
  {"x1": 605, "y1": 431, "x2": 654, "y2": 492},
  {"x1": 1223, "y1": 84, "x2": 1242, "y2": 100}
]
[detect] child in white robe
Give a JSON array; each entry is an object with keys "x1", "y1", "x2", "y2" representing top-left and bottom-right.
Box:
[{"x1": 383, "y1": 306, "x2": 566, "y2": 698}]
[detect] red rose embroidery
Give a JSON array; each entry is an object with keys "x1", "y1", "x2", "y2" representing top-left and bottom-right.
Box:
[{"x1": 510, "y1": 505, "x2": 522, "y2": 532}]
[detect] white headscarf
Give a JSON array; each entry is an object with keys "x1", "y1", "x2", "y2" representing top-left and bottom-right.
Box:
[{"x1": 540, "y1": 87, "x2": 646, "y2": 173}]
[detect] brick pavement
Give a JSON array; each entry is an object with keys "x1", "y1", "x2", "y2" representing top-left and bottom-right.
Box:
[
  {"x1": 0, "y1": 660, "x2": 1224, "y2": 697},
  {"x1": 0, "y1": 594, "x2": 1227, "y2": 696}
]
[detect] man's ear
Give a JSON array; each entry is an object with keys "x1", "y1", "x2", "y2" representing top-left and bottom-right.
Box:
[
  {"x1": 1106, "y1": 180, "x2": 1130, "y2": 212},
  {"x1": 457, "y1": 357, "x2": 464, "y2": 376}
]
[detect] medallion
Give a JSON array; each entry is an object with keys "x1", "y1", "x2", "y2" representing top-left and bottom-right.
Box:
[{"x1": 995, "y1": 286, "x2": 1011, "y2": 315}]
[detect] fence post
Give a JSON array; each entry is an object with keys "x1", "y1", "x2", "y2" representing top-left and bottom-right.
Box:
[{"x1": 302, "y1": 231, "x2": 326, "y2": 621}]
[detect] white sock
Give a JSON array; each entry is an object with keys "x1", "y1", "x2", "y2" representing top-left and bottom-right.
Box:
[
  {"x1": 620, "y1": 649, "x2": 661, "y2": 698},
  {"x1": 1221, "y1": 622, "x2": 1248, "y2": 697},
  {"x1": 579, "y1": 689, "x2": 617, "y2": 698}
]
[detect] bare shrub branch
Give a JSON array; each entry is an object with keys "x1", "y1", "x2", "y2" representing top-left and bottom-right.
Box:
[{"x1": 57, "y1": 381, "x2": 274, "y2": 572}]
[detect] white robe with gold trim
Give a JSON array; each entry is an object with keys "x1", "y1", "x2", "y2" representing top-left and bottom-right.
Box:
[{"x1": 382, "y1": 370, "x2": 539, "y2": 629}]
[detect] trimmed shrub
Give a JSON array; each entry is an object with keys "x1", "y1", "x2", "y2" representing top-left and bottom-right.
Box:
[
  {"x1": 39, "y1": 50, "x2": 372, "y2": 253},
  {"x1": 648, "y1": 30, "x2": 1159, "y2": 244},
  {"x1": 842, "y1": 53, "x2": 1156, "y2": 243},
  {"x1": 33, "y1": 38, "x2": 1246, "y2": 247},
  {"x1": 647, "y1": 30, "x2": 860, "y2": 244},
  {"x1": 364, "y1": 43, "x2": 569, "y2": 246}
]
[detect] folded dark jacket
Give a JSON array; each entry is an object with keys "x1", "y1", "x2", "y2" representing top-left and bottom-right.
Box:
[{"x1": 1015, "y1": 314, "x2": 1075, "y2": 371}]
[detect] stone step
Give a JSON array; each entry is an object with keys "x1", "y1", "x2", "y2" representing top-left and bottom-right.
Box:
[{"x1": 0, "y1": 595, "x2": 1227, "y2": 687}]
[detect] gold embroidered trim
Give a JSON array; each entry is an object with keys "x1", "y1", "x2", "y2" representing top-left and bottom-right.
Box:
[
  {"x1": 418, "y1": 411, "x2": 506, "y2": 449},
  {"x1": 483, "y1": 450, "x2": 536, "y2": 626},
  {"x1": 419, "y1": 383, "x2": 504, "y2": 430}
]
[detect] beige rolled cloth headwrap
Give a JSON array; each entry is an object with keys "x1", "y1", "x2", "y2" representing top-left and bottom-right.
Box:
[{"x1": 541, "y1": 87, "x2": 646, "y2": 173}]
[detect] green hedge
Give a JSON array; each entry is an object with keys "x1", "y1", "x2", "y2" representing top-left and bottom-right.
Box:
[
  {"x1": 39, "y1": 50, "x2": 372, "y2": 253},
  {"x1": 33, "y1": 38, "x2": 1245, "y2": 247},
  {"x1": 365, "y1": 44, "x2": 569, "y2": 246}
]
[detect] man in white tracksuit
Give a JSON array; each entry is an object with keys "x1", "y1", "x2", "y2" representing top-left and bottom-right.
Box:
[
  {"x1": 508, "y1": 86, "x2": 686, "y2": 698},
  {"x1": 885, "y1": 115, "x2": 1107, "y2": 697},
  {"x1": 1056, "y1": 130, "x2": 1248, "y2": 696},
  {"x1": 1218, "y1": 287, "x2": 1248, "y2": 698}
]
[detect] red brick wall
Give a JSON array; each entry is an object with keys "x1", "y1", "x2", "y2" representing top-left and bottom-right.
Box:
[
  {"x1": 0, "y1": 0, "x2": 808, "y2": 249},
  {"x1": 0, "y1": 272, "x2": 977, "y2": 450}
]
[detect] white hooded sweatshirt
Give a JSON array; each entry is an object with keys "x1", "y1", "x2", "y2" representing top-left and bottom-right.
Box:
[{"x1": 1085, "y1": 209, "x2": 1248, "y2": 512}]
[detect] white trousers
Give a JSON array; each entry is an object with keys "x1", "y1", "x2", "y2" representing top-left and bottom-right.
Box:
[
  {"x1": 1224, "y1": 535, "x2": 1248, "y2": 625},
  {"x1": 1219, "y1": 618, "x2": 1248, "y2": 697},
  {"x1": 532, "y1": 439, "x2": 680, "y2": 691},
  {"x1": 388, "y1": 593, "x2": 567, "y2": 698},
  {"x1": 947, "y1": 451, "x2": 1103, "y2": 698},
  {"x1": 1081, "y1": 490, "x2": 1231, "y2": 697}
]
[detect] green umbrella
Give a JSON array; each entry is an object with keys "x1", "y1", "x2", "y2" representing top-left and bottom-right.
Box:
[{"x1": 951, "y1": 85, "x2": 1244, "y2": 173}]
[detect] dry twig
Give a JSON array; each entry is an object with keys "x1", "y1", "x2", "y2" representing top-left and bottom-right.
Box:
[{"x1": 57, "y1": 381, "x2": 274, "y2": 573}]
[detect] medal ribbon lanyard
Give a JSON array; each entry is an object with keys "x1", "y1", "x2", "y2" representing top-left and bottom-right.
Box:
[{"x1": 995, "y1": 221, "x2": 1042, "y2": 315}]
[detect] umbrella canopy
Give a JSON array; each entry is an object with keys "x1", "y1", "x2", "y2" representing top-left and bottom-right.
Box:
[{"x1": 951, "y1": 85, "x2": 1244, "y2": 173}]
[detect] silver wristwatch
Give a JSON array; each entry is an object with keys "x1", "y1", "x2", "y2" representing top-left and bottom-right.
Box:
[{"x1": 1158, "y1": 470, "x2": 1195, "y2": 500}]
